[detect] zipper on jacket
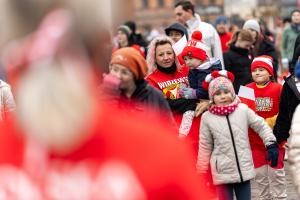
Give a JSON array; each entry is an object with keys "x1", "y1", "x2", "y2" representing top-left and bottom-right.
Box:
[{"x1": 226, "y1": 115, "x2": 244, "y2": 182}]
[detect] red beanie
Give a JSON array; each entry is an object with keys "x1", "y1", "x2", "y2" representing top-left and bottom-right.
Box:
[
  {"x1": 181, "y1": 31, "x2": 207, "y2": 61},
  {"x1": 251, "y1": 55, "x2": 274, "y2": 76},
  {"x1": 110, "y1": 47, "x2": 148, "y2": 80}
]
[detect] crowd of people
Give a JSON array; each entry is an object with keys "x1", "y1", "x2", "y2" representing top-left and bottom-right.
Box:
[{"x1": 0, "y1": 0, "x2": 300, "y2": 199}]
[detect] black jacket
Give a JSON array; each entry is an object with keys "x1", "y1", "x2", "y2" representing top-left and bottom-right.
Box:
[
  {"x1": 120, "y1": 80, "x2": 177, "y2": 128},
  {"x1": 274, "y1": 75, "x2": 300, "y2": 144},
  {"x1": 189, "y1": 59, "x2": 222, "y2": 99},
  {"x1": 224, "y1": 45, "x2": 252, "y2": 93}
]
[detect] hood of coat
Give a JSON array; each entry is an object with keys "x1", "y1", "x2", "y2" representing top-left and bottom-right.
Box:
[
  {"x1": 146, "y1": 36, "x2": 182, "y2": 75},
  {"x1": 165, "y1": 23, "x2": 189, "y2": 40}
]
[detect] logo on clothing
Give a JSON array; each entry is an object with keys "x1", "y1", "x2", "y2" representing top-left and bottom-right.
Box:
[{"x1": 255, "y1": 97, "x2": 273, "y2": 112}]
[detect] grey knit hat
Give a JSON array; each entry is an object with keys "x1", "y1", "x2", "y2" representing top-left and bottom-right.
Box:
[{"x1": 243, "y1": 19, "x2": 260, "y2": 33}]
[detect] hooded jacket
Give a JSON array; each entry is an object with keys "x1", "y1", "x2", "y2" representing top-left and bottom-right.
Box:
[{"x1": 165, "y1": 23, "x2": 189, "y2": 41}]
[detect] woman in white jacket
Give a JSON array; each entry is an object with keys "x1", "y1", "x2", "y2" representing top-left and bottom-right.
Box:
[
  {"x1": 0, "y1": 80, "x2": 16, "y2": 121},
  {"x1": 196, "y1": 70, "x2": 278, "y2": 200}
]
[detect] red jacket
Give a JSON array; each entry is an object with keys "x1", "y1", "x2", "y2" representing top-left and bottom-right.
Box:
[
  {"x1": 246, "y1": 82, "x2": 283, "y2": 168},
  {"x1": 0, "y1": 105, "x2": 215, "y2": 199}
]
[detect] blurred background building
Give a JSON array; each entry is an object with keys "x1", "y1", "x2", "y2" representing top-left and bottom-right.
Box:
[{"x1": 111, "y1": 0, "x2": 300, "y2": 35}]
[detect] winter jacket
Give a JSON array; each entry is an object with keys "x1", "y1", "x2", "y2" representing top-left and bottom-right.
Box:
[
  {"x1": 119, "y1": 80, "x2": 177, "y2": 129},
  {"x1": 289, "y1": 104, "x2": 300, "y2": 196},
  {"x1": 0, "y1": 80, "x2": 16, "y2": 121},
  {"x1": 274, "y1": 75, "x2": 300, "y2": 144},
  {"x1": 197, "y1": 103, "x2": 276, "y2": 185},
  {"x1": 224, "y1": 45, "x2": 252, "y2": 93},
  {"x1": 186, "y1": 14, "x2": 224, "y2": 66},
  {"x1": 282, "y1": 24, "x2": 300, "y2": 62},
  {"x1": 188, "y1": 59, "x2": 222, "y2": 99}
]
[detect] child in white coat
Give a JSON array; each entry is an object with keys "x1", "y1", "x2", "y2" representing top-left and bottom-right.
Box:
[{"x1": 196, "y1": 70, "x2": 278, "y2": 200}]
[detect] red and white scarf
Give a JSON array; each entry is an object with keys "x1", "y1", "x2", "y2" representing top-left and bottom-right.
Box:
[{"x1": 209, "y1": 97, "x2": 240, "y2": 116}]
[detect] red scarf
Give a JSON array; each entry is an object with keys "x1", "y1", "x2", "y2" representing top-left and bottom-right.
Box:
[{"x1": 209, "y1": 97, "x2": 240, "y2": 116}]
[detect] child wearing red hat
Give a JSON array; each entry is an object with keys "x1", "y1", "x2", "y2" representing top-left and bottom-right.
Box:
[
  {"x1": 178, "y1": 31, "x2": 222, "y2": 138},
  {"x1": 245, "y1": 55, "x2": 287, "y2": 199}
]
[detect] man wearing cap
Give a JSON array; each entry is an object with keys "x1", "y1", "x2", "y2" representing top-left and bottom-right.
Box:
[
  {"x1": 214, "y1": 16, "x2": 232, "y2": 53},
  {"x1": 174, "y1": 1, "x2": 223, "y2": 66}
]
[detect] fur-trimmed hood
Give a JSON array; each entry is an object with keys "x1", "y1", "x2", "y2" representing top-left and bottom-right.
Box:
[{"x1": 146, "y1": 36, "x2": 182, "y2": 75}]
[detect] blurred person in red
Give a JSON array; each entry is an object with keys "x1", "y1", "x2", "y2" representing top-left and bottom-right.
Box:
[
  {"x1": 0, "y1": 0, "x2": 215, "y2": 199},
  {"x1": 214, "y1": 16, "x2": 232, "y2": 53}
]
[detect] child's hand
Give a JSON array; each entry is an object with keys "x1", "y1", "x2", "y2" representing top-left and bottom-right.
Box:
[
  {"x1": 266, "y1": 143, "x2": 279, "y2": 167},
  {"x1": 179, "y1": 87, "x2": 197, "y2": 99}
]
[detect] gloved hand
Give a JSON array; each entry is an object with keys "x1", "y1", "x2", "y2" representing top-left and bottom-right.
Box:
[
  {"x1": 179, "y1": 87, "x2": 197, "y2": 99},
  {"x1": 266, "y1": 142, "x2": 279, "y2": 167}
]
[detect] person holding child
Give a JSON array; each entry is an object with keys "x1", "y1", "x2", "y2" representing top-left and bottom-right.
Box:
[
  {"x1": 178, "y1": 31, "x2": 221, "y2": 138},
  {"x1": 196, "y1": 70, "x2": 279, "y2": 200}
]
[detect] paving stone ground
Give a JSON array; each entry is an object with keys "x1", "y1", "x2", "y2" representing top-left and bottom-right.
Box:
[{"x1": 251, "y1": 161, "x2": 299, "y2": 200}]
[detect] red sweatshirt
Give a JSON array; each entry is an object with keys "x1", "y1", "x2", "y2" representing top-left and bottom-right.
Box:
[{"x1": 246, "y1": 82, "x2": 283, "y2": 168}]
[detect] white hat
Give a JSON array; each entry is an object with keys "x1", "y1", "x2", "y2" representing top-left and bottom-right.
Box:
[{"x1": 243, "y1": 19, "x2": 260, "y2": 33}]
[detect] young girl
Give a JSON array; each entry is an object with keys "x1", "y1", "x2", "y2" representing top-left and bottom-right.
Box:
[
  {"x1": 246, "y1": 55, "x2": 287, "y2": 199},
  {"x1": 196, "y1": 70, "x2": 278, "y2": 200}
]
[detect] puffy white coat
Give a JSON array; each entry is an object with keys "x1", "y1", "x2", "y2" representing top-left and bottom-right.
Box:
[
  {"x1": 197, "y1": 103, "x2": 276, "y2": 185},
  {"x1": 0, "y1": 80, "x2": 16, "y2": 121},
  {"x1": 186, "y1": 14, "x2": 224, "y2": 67},
  {"x1": 289, "y1": 105, "x2": 300, "y2": 196}
]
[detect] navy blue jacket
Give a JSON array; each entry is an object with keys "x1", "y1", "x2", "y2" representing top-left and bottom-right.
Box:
[{"x1": 188, "y1": 59, "x2": 222, "y2": 99}]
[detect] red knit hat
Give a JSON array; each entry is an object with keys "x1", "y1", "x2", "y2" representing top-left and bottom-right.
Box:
[
  {"x1": 251, "y1": 55, "x2": 274, "y2": 76},
  {"x1": 110, "y1": 47, "x2": 148, "y2": 80},
  {"x1": 181, "y1": 31, "x2": 207, "y2": 61}
]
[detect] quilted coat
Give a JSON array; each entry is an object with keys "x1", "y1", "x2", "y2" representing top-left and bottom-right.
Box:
[
  {"x1": 197, "y1": 103, "x2": 276, "y2": 185},
  {"x1": 289, "y1": 105, "x2": 300, "y2": 196}
]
